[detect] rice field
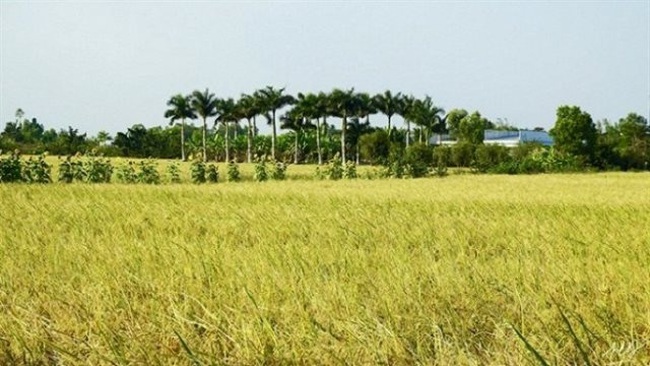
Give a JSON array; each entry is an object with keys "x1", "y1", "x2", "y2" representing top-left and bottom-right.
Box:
[{"x1": 1, "y1": 172, "x2": 649, "y2": 364}]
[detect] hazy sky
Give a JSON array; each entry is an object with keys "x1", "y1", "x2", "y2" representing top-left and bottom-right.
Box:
[{"x1": 1, "y1": 1, "x2": 649, "y2": 136}]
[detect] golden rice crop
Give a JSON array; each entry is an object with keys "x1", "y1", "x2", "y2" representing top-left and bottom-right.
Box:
[{"x1": 1, "y1": 172, "x2": 649, "y2": 364}]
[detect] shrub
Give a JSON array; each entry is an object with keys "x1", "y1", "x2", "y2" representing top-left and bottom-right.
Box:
[
  {"x1": 57, "y1": 156, "x2": 75, "y2": 183},
  {"x1": 271, "y1": 160, "x2": 287, "y2": 181},
  {"x1": 324, "y1": 154, "x2": 343, "y2": 180},
  {"x1": 167, "y1": 162, "x2": 181, "y2": 183},
  {"x1": 116, "y1": 161, "x2": 138, "y2": 184},
  {"x1": 472, "y1": 144, "x2": 511, "y2": 173},
  {"x1": 23, "y1": 155, "x2": 51, "y2": 183},
  {"x1": 84, "y1": 155, "x2": 113, "y2": 183},
  {"x1": 433, "y1": 146, "x2": 451, "y2": 178},
  {"x1": 0, "y1": 151, "x2": 23, "y2": 183},
  {"x1": 227, "y1": 160, "x2": 240, "y2": 182},
  {"x1": 452, "y1": 142, "x2": 476, "y2": 168},
  {"x1": 343, "y1": 161, "x2": 357, "y2": 179},
  {"x1": 405, "y1": 143, "x2": 433, "y2": 178},
  {"x1": 137, "y1": 159, "x2": 160, "y2": 184},
  {"x1": 255, "y1": 157, "x2": 269, "y2": 182},
  {"x1": 206, "y1": 164, "x2": 219, "y2": 183},
  {"x1": 190, "y1": 159, "x2": 206, "y2": 184}
]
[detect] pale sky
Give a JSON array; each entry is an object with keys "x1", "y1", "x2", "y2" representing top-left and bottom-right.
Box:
[{"x1": 1, "y1": 1, "x2": 649, "y2": 136}]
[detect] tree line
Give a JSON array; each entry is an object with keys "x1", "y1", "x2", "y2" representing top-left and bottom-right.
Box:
[{"x1": 1, "y1": 87, "x2": 648, "y2": 171}]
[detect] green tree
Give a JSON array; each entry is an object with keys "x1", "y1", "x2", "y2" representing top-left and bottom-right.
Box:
[
  {"x1": 398, "y1": 95, "x2": 416, "y2": 147},
  {"x1": 191, "y1": 88, "x2": 218, "y2": 162},
  {"x1": 237, "y1": 94, "x2": 260, "y2": 163},
  {"x1": 255, "y1": 86, "x2": 295, "y2": 160},
  {"x1": 328, "y1": 88, "x2": 358, "y2": 164},
  {"x1": 550, "y1": 105, "x2": 597, "y2": 163},
  {"x1": 165, "y1": 94, "x2": 195, "y2": 161},
  {"x1": 215, "y1": 98, "x2": 238, "y2": 163},
  {"x1": 373, "y1": 90, "x2": 402, "y2": 137},
  {"x1": 445, "y1": 109, "x2": 469, "y2": 138},
  {"x1": 456, "y1": 111, "x2": 488, "y2": 145},
  {"x1": 280, "y1": 108, "x2": 314, "y2": 164}
]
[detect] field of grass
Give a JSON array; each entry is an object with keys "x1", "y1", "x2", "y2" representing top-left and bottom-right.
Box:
[{"x1": 1, "y1": 173, "x2": 649, "y2": 364}]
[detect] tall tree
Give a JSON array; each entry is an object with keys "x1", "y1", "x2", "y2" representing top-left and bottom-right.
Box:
[
  {"x1": 191, "y1": 89, "x2": 218, "y2": 162},
  {"x1": 328, "y1": 88, "x2": 358, "y2": 163},
  {"x1": 315, "y1": 92, "x2": 332, "y2": 165},
  {"x1": 373, "y1": 90, "x2": 402, "y2": 137},
  {"x1": 164, "y1": 94, "x2": 195, "y2": 161},
  {"x1": 398, "y1": 95, "x2": 416, "y2": 147},
  {"x1": 445, "y1": 109, "x2": 469, "y2": 139},
  {"x1": 237, "y1": 94, "x2": 260, "y2": 163},
  {"x1": 281, "y1": 108, "x2": 314, "y2": 164},
  {"x1": 255, "y1": 86, "x2": 295, "y2": 160},
  {"x1": 550, "y1": 105, "x2": 597, "y2": 162},
  {"x1": 411, "y1": 96, "x2": 445, "y2": 144},
  {"x1": 215, "y1": 98, "x2": 238, "y2": 163}
]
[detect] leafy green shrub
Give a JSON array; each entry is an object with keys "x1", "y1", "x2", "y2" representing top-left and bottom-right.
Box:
[
  {"x1": 324, "y1": 154, "x2": 343, "y2": 180},
  {"x1": 433, "y1": 146, "x2": 451, "y2": 178},
  {"x1": 23, "y1": 155, "x2": 51, "y2": 183},
  {"x1": 359, "y1": 129, "x2": 391, "y2": 165},
  {"x1": 314, "y1": 166, "x2": 325, "y2": 180},
  {"x1": 405, "y1": 143, "x2": 433, "y2": 178},
  {"x1": 255, "y1": 157, "x2": 269, "y2": 182},
  {"x1": 136, "y1": 159, "x2": 160, "y2": 184},
  {"x1": 206, "y1": 164, "x2": 219, "y2": 183},
  {"x1": 472, "y1": 144, "x2": 511, "y2": 173},
  {"x1": 0, "y1": 151, "x2": 23, "y2": 183},
  {"x1": 344, "y1": 161, "x2": 357, "y2": 179},
  {"x1": 387, "y1": 143, "x2": 406, "y2": 178},
  {"x1": 116, "y1": 161, "x2": 138, "y2": 184},
  {"x1": 227, "y1": 160, "x2": 241, "y2": 182},
  {"x1": 452, "y1": 142, "x2": 476, "y2": 168},
  {"x1": 191, "y1": 159, "x2": 206, "y2": 184},
  {"x1": 167, "y1": 162, "x2": 181, "y2": 184},
  {"x1": 57, "y1": 156, "x2": 75, "y2": 183},
  {"x1": 271, "y1": 160, "x2": 287, "y2": 181},
  {"x1": 58, "y1": 154, "x2": 112, "y2": 183}
]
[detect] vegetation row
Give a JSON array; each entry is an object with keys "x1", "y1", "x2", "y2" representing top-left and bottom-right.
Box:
[{"x1": 2, "y1": 88, "x2": 648, "y2": 172}]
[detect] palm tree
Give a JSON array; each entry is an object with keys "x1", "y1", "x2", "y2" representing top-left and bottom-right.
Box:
[
  {"x1": 347, "y1": 116, "x2": 372, "y2": 165},
  {"x1": 165, "y1": 94, "x2": 195, "y2": 161},
  {"x1": 328, "y1": 88, "x2": 358, "y2": 164},
  {"x1": 237, "y1": 94, "x2": 260, "y2": 163},
  {"x1": 215, "y1": 98, "x2": 238, "y2": 163},
  {"x1": 294, "y1": 92, "x2": 322, "y2": 164},
  {"x1": 315, "y1": 92, "x2": 332, "y2": 165},
  {"x1": 411, "y1": 96, "x2": 445, "y2": 144},
  {"x1": 373, "y1": 90, "x2": 402, "y2": 137},
  {"x1": 191, "y1": 89, "x2": 218, "y2": 162},
  {"x1": 280, "y1": 108, "x2": 314, "y2": 164},
  {"x1": 255, "y1": 86, "x2": 295, "y2": 160},
  {"x1": 398, "y1": 94, "x2": 416, "y2": 147}
]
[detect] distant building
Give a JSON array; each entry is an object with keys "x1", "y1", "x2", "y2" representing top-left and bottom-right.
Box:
[{"x1": 430, "y1": 130, "x2": 553, "y2": 147}]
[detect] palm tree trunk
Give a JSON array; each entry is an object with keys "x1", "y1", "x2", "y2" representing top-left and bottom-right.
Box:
[
  {"x1": 341, "y1": 115, "x2": 347, "y2": 164},
  {"x1": 316, "y1": 118, "x2": 322, "y2": 165},
  {"x1": 356, "y1": 144, "x2": 360, "y2": 165},
  {"x1": 247, "y1": 118, "x2": 253, "y2": 163},
  {"x1": 294, "y1": 131, "x2": 299, "y2": 164},
  {"x1": 406, "y1": 120, "x2": 411, "y2": 148},
  {"x1": 225, "y1": 123, "x2": 230, "y2": 163},
  {"x1": 181, "y1": 118, "x2": 186, "y2": 161},
  {"x1": 253, "y1": 116, "x2": 257, "y2": 138},
  {"x1": 387, "y1": 115, "x2": 392, "y2": 137},
  {"x1": 271, "y1": 110, "x2": 277, "y2": 160},
  {"x1": 202, "y1": 117, "x2": 207, "y2": 162}
]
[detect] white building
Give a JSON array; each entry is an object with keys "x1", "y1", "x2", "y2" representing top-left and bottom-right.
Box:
[{"x1": 430, "y1": 130, "x2": 553, "y2": 147}]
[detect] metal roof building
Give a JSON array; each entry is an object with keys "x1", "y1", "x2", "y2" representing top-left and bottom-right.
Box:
[{"x1": 430, "y1": 130, "x2": 553, "y2": 147}]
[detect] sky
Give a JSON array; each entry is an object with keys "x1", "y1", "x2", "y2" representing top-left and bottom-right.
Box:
[{"x1": 1, "y1": 1, "x2": 649, "y2": 136}]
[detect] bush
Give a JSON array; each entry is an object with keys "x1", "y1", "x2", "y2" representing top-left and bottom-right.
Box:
[
  {"x1": 324, "y1": 154, "x2": 343, "y2": 180},
  {"x1": 387, "y1": 144, "x2": 405, "y2": 178},
  {"x1": 227, "y1": 160, "x2": 241, "y2": 182},
  {"x1": 58, "y1": 154, "x2": 112, "y2": 183},
  {"x1": 137, "y1": 159, "x2": 160, "y2": 184},
  {"x1": 255, "y1": 157, "x2": 269, "y2": 182},
  {"x1": 344, "y1": 161, "x2": 357, "y2": 179},
  {"x1": 206, "y1": 164, "x2": 219, "y2": 183},
  {"x1": 452, "y1": 142, "x2": 476, "y2": 168},
  {"x1": 23, "y1": 155, "x2": 51, "y2": 183},
  {"x1": 167, "y1": 162, "x2": 181, "y2": 183},
  {"x1": 405, "y1": 143, "x2": 433, "y2": 178},
  {"x1": 191, "y1": 159, "x2": 206, "y2": 184},
  {"x1": 472, "y1": 144, "x2": 511, "y2": 173},
  {"x1": 271, "y1": 160, "x2": 287, "y2": 181},
  {"x1": 116, "y1": 161, "x2": 138, "y2": 184},
  {"x1": 0, "y1": 151, "x2": 23, "y2": 183},
  {"x1": 359, "y1": 129, "x2": 391, "y2": 165},
  {"x1": 433, "y1": 146, "x2": 451, "y2": 178}
]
